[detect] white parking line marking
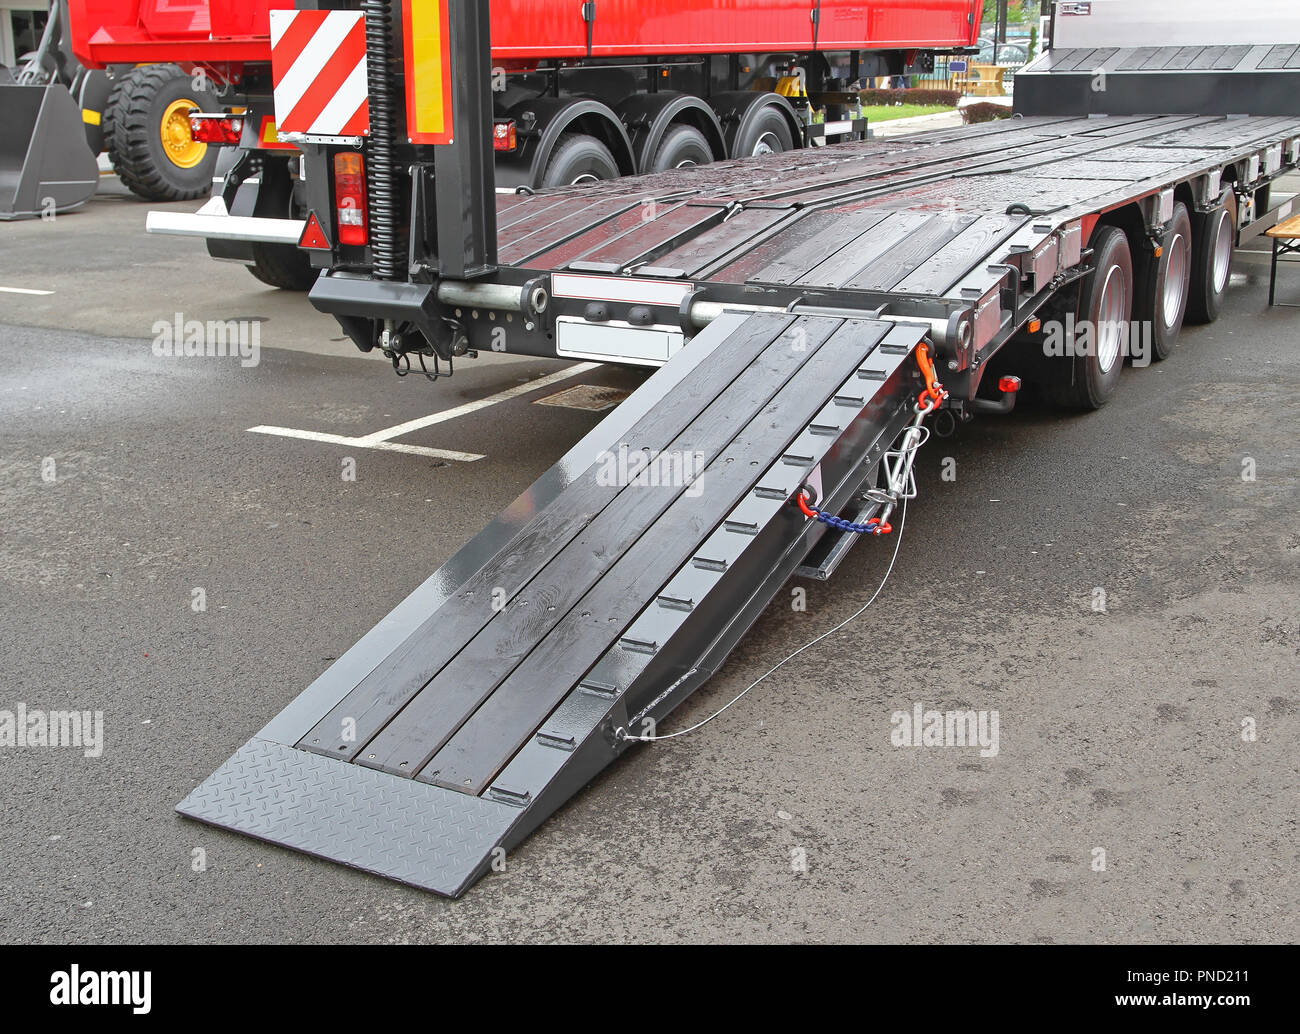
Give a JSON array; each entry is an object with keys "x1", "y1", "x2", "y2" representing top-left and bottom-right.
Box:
[
  {"x1": 0, "y1": 286, "x2": 54, "y2": 296},
  {"x1": 246, "y1": 426, "x2": 485, "y2": 463},
  {"x1": 353, "y1": 362, "x2": 599, "y2": 445},
  {"x1": 247, "y1": 362, "x2": 600, "y2": 462}
]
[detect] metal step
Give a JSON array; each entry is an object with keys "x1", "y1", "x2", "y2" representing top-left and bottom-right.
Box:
[{"x1": 177, "y1": 310, "x2": 925, "y2": 896}]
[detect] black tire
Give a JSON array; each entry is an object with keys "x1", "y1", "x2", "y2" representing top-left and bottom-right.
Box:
[
  {"x1": 1047, "y1": 225, "x2": 1133, "y2": 411},
  {"x1": 734, "y1": 103, "x2": 795, "y2": 159},
  {"x1": 649, "y1": 124, "x2": 713, "y2": 172},
  {"x1": 104, "y1": 64, "x2": 220, "y2": 202},
  {"x1": 541, "y1": 133, "x2": 620, "y2": 187},
  {"x1": 1133, "y1": 202, "x2": 1192, "y2": 363},
  {"x1": 246, "y1": 243, "x2": 317, "y2": 291},
  {"x1": 1186, "y1": 189, "x2": 1237, "y2": 325}
]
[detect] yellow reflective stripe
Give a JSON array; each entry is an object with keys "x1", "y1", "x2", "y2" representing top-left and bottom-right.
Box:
[
  {"x1": 82, "y1": 109, "x2": 102, "y2": 126},
  {"x1": 406, "y1": 0, "x2": 452, "y2": 142}
]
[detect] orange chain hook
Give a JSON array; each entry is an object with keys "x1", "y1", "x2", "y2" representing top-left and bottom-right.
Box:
[{"x1": 914, "y1": 341, "x2": 948, "y2": 409}]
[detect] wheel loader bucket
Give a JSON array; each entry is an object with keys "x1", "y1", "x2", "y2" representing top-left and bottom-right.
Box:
[{"x1": 0, "y1": 82, "x2": 100, "y2": 221}]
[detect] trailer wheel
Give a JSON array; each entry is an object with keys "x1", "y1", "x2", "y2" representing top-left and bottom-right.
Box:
[
  {"x1": 1186, "y1": 190, "x2": 1237, "y2": 325},
  {"x1": 1048, "y1": 225, "x2": 1133, "y2": 410},
  {"x1": 541, "y1": 133, "x2": 620, "y2": 186},
  {"x1": 649, "y1": 124, "x2": 713, "y2": 171},
  {"x1": 1134, "y1": 202, "x2": 1192, "y2": 362},
  {"x1": 104, "y1": 64, "x2": 220, "y2": 202},
  {"x1": 246, "y1": 243, "x2": 318, "y2": 292},
  {"x1": 734, "y1": 105, "x2": 795, "y2": 158}
]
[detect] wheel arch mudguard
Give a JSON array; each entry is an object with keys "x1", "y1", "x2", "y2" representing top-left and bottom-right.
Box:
[
  {"x1": 495, "y1": 96, "x2": 637, "y2": 189},
  {"x1": 615, "y1": 92, "x2": 727, "y2": 172},
  {"x1": 707, "y1": 90, "x2": 804, "y2": 158},
  {"x1": 72, "y1": 68, "x2": 113, "y2": 155}
]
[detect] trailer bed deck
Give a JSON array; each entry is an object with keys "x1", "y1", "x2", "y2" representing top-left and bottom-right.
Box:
[{"x1": 490, "y1": 112, "x2": 1300, "y2": 290}]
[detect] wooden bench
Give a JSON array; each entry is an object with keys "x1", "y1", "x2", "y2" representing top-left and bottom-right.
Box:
[
  {"x1": 1265, "y1": 213, "x2": 1300, "y2": 306},
  {"x1": 954, "y1": 64, "x2": 1006, "y2": 97}
]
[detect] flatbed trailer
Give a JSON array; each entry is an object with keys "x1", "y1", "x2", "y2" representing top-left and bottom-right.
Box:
[{"x1": 178, "y1": 0, "x2": 1300, "y2": 897}]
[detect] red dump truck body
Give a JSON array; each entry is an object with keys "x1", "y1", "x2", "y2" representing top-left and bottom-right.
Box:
[
  {"x1": 70, "y1": 0, "x2": 980, "y2": 70},
  {"x1": 69, "y1": 0, "x2": 280, "y2": 66}
]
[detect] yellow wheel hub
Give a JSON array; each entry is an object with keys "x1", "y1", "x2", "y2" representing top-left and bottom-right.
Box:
[{"x1": 160, "y1": 98, "x2": 207, "y2": 169}]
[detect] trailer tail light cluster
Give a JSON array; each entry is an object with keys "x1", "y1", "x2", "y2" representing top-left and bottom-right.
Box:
[
  {"x1": 493, "y1": 119, "x2": 517, "y2": 152},
  {"x1": 333, "y1": 152, "x2": 369, "y2": 247},
  {"x1": 188, "y1": 113, "x2": 244, "y2": 145}
]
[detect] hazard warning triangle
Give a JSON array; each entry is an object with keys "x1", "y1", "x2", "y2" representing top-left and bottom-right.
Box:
[{"x1": 299, "y1": 213, "x2": 331, "y2": 250}]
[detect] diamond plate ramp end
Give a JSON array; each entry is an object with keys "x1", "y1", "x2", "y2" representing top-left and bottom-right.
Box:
[{"x1": 177, "y1": 737, "x2": 520, "y2": 897}]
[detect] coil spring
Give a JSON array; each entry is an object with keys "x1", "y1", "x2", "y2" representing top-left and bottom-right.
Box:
[{"x1": 362, "y1": 0, "x2": 401, "y2": 281}]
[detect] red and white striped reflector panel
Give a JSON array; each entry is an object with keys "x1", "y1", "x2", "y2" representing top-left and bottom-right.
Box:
[{"x1": 270, "y1": 9, "x2": 370, "y2": 138}]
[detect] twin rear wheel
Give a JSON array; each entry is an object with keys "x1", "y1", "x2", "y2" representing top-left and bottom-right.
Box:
[
  {"x1": 648, "y1": 125, "x2": 713, "y2": 171},
  {"x1": 1046, "y1": 190, "x2": 1234, "y2": 410},
  {"x1": 1047, "y1": 224, "x2": 1133, "y2": 410},
  {"x1": 1187, "y1": 190, "x2": 1237, "y2": 324},
  {"x1": 541, "y1": 133, "x2": 622, "y2": 186},
  {"x1": 1136, "y1": 202, "x2": 1193, "y2": 363}
]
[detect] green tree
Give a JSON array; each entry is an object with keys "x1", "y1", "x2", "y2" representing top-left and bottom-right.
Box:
[{"x1": 982, "y1": 1, "x2": 1043, "y2": 32}]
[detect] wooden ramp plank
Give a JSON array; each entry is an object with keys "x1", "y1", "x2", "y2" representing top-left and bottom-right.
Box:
[
  {"x1": 573, "y1": 203, "x2": 728, "y2": 269},
  {"x1": 750, "y1": 209, "x2": 893, "y2": 286},
  {"x1": 650, "y1": 207, "x2": 792, "y2": 277},
  {"x1": 530, "y1": 202, "x2": 687, "y2": 269}
]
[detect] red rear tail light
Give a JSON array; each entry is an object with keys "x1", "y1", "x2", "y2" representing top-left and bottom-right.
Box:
[
  {"x1": 997, "y1": 376, "x2": 1022, "y2": 394},
  {"x1": 188, "y1": 114, "x2": 244, "y2": 145},
  {"x1": 493, "y1": 119, "x2": 517, "y2": 152},
  {"x1": 333, "y1": 152, "x2": 368, "y2": 247}
]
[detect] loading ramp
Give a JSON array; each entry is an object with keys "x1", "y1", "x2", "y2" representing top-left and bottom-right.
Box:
[{"x1": 178, "y1": 310, "x2": 926, "y2": 896}]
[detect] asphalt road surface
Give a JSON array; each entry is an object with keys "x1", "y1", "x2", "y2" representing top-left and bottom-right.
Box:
[{"x1": 0, "y1": 171, "x2": 1296, "y2": 944}]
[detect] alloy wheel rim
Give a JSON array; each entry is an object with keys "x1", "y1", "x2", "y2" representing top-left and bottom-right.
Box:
[
  {"x1": 1211, "y1": 208, "x2": 1233, "y2": 294},
  {"x1": 1096, "y1": 263, "x2": 1127, "y2": 373},
  {"x1": 1162, "y1": 231, "x2": 1190, "y2": 327}
]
